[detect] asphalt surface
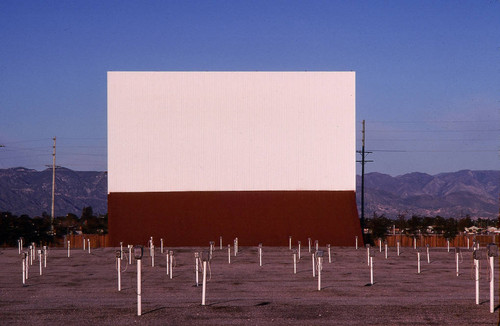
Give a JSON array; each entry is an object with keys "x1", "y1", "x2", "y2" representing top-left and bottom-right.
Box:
[{"x1": 1, "y1": 244, "x2": 498, "y2": 325}]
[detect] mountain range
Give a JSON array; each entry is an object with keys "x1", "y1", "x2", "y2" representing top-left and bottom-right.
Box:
[
  {"x1": 0, "y1": 167, "x2": 498, "y2": 219},
  {"x1": 0, "y1": 167, "x2": 107, "y2": 217},
  {"x1": 357, "y1": 170, "x2": 499, "y2": 219}
]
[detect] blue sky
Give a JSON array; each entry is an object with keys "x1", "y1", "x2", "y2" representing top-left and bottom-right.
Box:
[{"x1": 0, "y1": 1, "x2": 498, "y2": 176}]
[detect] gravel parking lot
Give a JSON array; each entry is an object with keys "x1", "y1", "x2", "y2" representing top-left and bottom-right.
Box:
[{"x1": 0, "y1": 244, "x2": 498, "y2": 325}]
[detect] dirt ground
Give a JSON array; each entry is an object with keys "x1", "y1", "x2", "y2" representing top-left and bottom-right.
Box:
[{"x1": 0, "y1": 243, "x2": 498, "y2": 325}]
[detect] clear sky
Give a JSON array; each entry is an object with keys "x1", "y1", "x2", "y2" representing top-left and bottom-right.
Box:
[{"x1": 0, "y1": 1, "x2": 498, "y2": 176}]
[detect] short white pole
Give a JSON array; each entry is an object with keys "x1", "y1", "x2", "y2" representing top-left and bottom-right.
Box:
[
  {"x1": 166, "y1": 253, "x2": 169, "y2": 275},
  {"x1": 128, "y1": 245, "x2": 132, "y2": 265},
  {"x1": 25, "y1": 255, "x2": 30, "y2": 279},
  {"x1": 327, "y1": 244, "x2": 331, "y2": 263},
  {"x1": 88, "y1": 239, "x2": 90, "y2": 254},
  {"x1": 489, "y1": 255, "x2": 494, "y2": 313},
  {"x1": 43, "y1": 246, "x2": 47, "y2": 268},
  {"x1": 293, "y1": 250, "x2": 297, "y2": 274},
  {"x1": 397, "y1": 241, "x2": 400, "y2": 256},
  {"x1": 169, "y1": 251, "x2": 173, "y2": 279},
  {"x1": 22, "y1": 254, "x2": 26, "y2": 285},
  {"x1": 379, "y1": 239, "x2": 382, "y2": 252},
  {"x1": 83, "y1": 237, "x2": 86, "y2": 250},
  {"x1": 467, "y1": 237, "x2": 470, "y2": 250},
  {"x1": 227, "y1": 244, "x2": 231, "y2": 264},
  {"x1": 426, "y1": 245, "x2": 430, "y2": 264},
  {"x1": 120, "y1": 242, "x2": 123, "y2": 259},
  {"x1": 29, "y1": 245, "x2": 33, "y2": 265},
  {"x1": 117, "y1": 256, "x2": 121, "y2": 291},
  {"x1": 475, "y1": 256, "x2": 480, "y2": 305},
  {"x1": 447, "y1": 239, "x2": 450, "y2": 252},
  {"x1": 384, "y1": 242, "x2": 388, "y2": 259},
  {"x1": 308, "y1": 238, "x2": 311, "y2": 253},
  {"x1": 355, "y1": 236, "x2": 358, "y2": 250},
  {"x1": 289, "y1": 236, "x2": 292, "y2": 250},
  {"x1": 417, "y1": 252, "x2": 421, "y2": 274},
  {"x1": 194, "y1": 252, "x2": 199, "y2": 286},
  {"x1": 413, "y1": 237, "x2": 416, "y2": 250},
  {"x1": 38, "y1": 250, "x2": 42, "y2": 276},
  {"x1": 137, "y1": 258, "x2": 142, "y2": 316},
  {"x1": 67, "y1": 241, "x2": 70, "y2": 258},
  {"x1": 220, "y1": 236, "x2": 223, "y2": 250},
  {"x1": 318, "y1": 256, "x2": 323, "y2": 290},
  {"x1": 312, "y1": 252, "x2": 316, "y2": 277},
  {"x1": 209, "y1": 241, "x2": 214, "y2": 259},
  {"x1": 160, "y1": 238, "x2": 164, "y2": 254},
  {"x1": 366, "y1": 246, "x2": 370, "y2": 266},
  {"x1": 258, "y1": 243, "x2": 262, "y2": 267},
  {"x1": 315, "y1": 240, "x2": 319, "y2": 252},
  {"x1": 151, "y1": 245, "x2": 155, "y2": 267},
  {"x1": 298, "y1": 241, "x2": 301, "y2": 260},
  {"x1": 370, "y1": 256, "x2": 374, "y2": 285},
  {"x1": 456, "y1": 252, "x2": 459, "y2": 276},
  {"x1": 234, "y1": 238, "x2": 238, "y2": 256},
  {"x1": 18, "y1": 240, "x2": 21, "y2": 254},
  {"x1": 202, "y1": 260, "x2": 207, "y2": 306}
]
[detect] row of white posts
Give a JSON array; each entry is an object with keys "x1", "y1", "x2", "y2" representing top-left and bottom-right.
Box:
[
  {"x1": 139, "y1": 247, "x2": 210, "y2": 315},
  {"x1": 118, "y1": 237, "x2": 217, "y2": 316},
  {"x1": 20, "y1": 240, "x2": 48, "y2": 286},
  {"x1": 362, "y1": 236, "x2": 498, "y2": 314},
  {"x1": 117, "y1": 235, "x2": 243, "y2": 316},
  {"x1": 114, "y1": 235, "x2": 498, "y2": 316},
  {"x1": 65, "y1": 239, "x2": 92, "y2": 258},
  {"x1": 288, "y1": 238, "x2": 333, "y2": 292}
]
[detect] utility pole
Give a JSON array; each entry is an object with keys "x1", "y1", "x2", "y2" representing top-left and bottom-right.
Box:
[
  {"x1": 50, "y1": 137, "x2": 56, "y2": 233},
  {"x1": 356, "y1": 120, "x2": 373, "y2": 242},
  {"x1": 45, "y1": 138, "x2": 61, "y2": 235}
]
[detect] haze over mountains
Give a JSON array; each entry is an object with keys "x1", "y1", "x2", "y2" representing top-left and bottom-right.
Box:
[{"x1": 0, "y1": 167, "x2": 498, "y2": 219}]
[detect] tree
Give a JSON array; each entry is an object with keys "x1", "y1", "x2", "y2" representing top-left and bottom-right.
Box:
[
  {"x1": 371, "y1": 214, "x2": 392, "y2": 240},
  {"x1": 407, "y1": 215, "x2": 423, "y2": 237},
  {"x1": 432, "y1": 216, "x2": 446, "y2": 234},
  {"x1": 81, "y1": 206, "x2": 94, "y2": 220},
  {"x1": 457, "y1": 215, "x2": 473, "y2": 232},
  {"x1": 442, "y1": 218, "x2": 458, "y2": 240},
  {"x1": 394, "y1": 213, "x2": 407, "y2": 233}
]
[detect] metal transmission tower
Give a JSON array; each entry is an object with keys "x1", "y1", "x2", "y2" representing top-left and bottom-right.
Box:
[{"x1": 356, "y1": 120, "x2": 373, "y2": 241}]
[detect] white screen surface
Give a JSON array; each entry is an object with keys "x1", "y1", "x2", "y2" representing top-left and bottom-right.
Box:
[{"x1": 108, "y1": 71, "x2": 355, "y2": 193}]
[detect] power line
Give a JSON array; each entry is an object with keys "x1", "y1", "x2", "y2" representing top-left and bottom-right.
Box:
[
  {"x1": 368, "y1": 129, "x2": 500, "y2": 133},
  {"x1": 370, "y1": 149, "x2": 498, "y2": 153},
  {"x1": 357, "y1": 119, "x2": 500, "y2": 124}
]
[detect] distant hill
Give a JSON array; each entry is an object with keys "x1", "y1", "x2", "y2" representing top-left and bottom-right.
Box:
[
  {"x1": 357, "y1": 170, "x2": 499, "y2": 219},
  {"x1": 0, "y1": 167, "x2": 107, "y2": 217},
  {"x1": 0, "y1": 167, "x2": 498, "y2": 219}
]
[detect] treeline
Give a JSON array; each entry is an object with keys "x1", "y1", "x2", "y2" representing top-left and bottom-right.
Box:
[
  {"x1": 0, "y1": 206, "x2": 107, "y2": 247},
  {"x1": 365, "y1": 214, "x2": 498, "y2": 243}
]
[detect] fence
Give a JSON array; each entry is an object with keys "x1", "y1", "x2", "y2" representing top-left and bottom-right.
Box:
[
  {"x1": 63, "y1": 234, "x2": 109, "y2": 248},
  {"x1": 53, "y1": 233, "x2": 500, "y2": 249},
  {"x1": 379, "y1": 234, "x2": 498, "y2": 248}
]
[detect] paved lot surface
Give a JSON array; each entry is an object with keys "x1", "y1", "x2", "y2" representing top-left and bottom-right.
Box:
[{"x1": 0, "y1": 244, "x2": 498, "y2": 325}]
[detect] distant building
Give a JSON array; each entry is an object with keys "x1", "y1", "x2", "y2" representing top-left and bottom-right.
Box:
[{"x1": 107, "y1": 71, "x2": 362, "y2": 246}]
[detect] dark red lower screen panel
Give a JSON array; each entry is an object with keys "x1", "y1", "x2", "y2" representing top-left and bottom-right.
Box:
[{"x1": 108, "y1": 191, "x2": 363, "y2": 247}]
